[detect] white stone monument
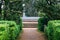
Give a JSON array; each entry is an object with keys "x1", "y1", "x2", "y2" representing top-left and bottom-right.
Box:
[{"x1": 22, "y1": 3, "x2": 26, "y2": 17}]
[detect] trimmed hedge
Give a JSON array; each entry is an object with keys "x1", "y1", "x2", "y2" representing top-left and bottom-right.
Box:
[
  {"x1": 0, "y1": 24, "x2": 10, "y2": 40},
  {"x1": 0, "y1": 21, "x2": 22, "y2": 40},
  {"x1": 45, "y1": 20, "x2": 60, "y2": 40}
]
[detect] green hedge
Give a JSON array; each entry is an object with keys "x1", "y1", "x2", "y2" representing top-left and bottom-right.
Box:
[
  {"x1": 45, "y1": 20, "x2": 60, "y2": 40},
  {"x1": 19, "y1": 18, "x2": 22, "y2": 30},
  {"x1": 38, "y1": 17, "x2": 48, "y2": 32},
  {"x1": 0, "y1": 24, "x2": 10, "y2": 40},
  {"x1": 0, "y1": 21, "x2": 22, "y2": 40}
]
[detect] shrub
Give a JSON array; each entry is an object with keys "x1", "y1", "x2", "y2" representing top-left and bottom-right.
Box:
[
  {"x1": 52, "y1": 23, "x2": 60, "y2": 40},
  {"x1": 0, "y1": 21, "x2": 22, "y2": 40},
  {"x1": 19, "y1": 18, "x2": 22, "y2": 31},
  {"x1": 38, "y1": 18, "x2": 44, "y2": 31},
  {"x1": 38, "y1": 17, "x2": 48, "y2": 32},
  {"x1": 44, "y1": 26, "x2": 49, "y2": 37},
  {"x1": 45, "y1": 20, "x2": 60, "y2": 40},
  {"x1": 0, "y1": 24, "x2": 10, "y2": 40}
]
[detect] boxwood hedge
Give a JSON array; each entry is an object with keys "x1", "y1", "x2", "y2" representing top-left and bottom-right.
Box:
[
  {"x1": 0, "y1": 21, "x2": 22, "y2": 40},
  {"x1": 45, "y1": 20, "x2": 60, "y2": 40},
  {"x1": 0, "y1": 24, "x2": 10, "y2": 40}
]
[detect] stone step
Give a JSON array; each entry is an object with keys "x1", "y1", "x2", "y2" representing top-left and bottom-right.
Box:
[
  {"x1": 22, "y1": 17, "x2": 40, "y2": 22},
  {"x1": 23, "y1": 22, "x2": 38, "y2": 28}
]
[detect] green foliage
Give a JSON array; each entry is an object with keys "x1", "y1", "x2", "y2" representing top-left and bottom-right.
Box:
[
  {"x1": 10, "y1": 0, "x2": 23, "y2": 14},
  {"x1": 38, "y1": 17, "x2": 48, "y2": 32},
  {"x1": 38, "y1": 11, "x2": 46, "y2": 17},
  {"x1": 45, "y1": 20, "x2": 60, "y2": 40},
  {"x1": 35, "y1": 0, "x2": 60, "y2": 20},
  {"x1": 0, "y1": 0, "x2": 22, "y2": 39},
  {"x1": 25, "y1": 0, "x2": 38, "y2": 17},
  {"x1": 0, "y1": 24, "x2": 10, "y2": 40},
  {"x1": 38, "y1": 18, "x2": 44, "y2": 32},
  {"x1": 0, "y1": 21, "x2": 22, "y2": 40},
  {"x1": 0, "y1": 0, "x2": 23, "y2": 25},
  {"x1": 19, "y1": 18, "x2": 22, "y2": 30}
]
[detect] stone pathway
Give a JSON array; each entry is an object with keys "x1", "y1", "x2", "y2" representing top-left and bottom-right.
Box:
[{"x1": 17, "y1": 28, "x2": 47, "y2": 40}]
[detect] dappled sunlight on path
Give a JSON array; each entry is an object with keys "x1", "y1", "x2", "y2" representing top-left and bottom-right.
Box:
[{"x1": 17, "y1": 28, "x2": 47, "y2": 40}]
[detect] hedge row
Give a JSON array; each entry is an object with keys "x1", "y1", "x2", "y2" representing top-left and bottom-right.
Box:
[
  {"x1": 0, "y1": 24, "x2": 9, "y2": 40},
  {"x1": 45, "y1": 20, "x2": 60, "y2": 40},
  {"x1": 0, "y1": 21, "x2": 22, "y2": 40}
]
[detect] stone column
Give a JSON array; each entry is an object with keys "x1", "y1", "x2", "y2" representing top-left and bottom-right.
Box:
[{"x1": 22, "y1": 0, "x2": 26, "y2": 17}]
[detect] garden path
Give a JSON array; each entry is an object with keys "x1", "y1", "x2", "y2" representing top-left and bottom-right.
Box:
[{"x1": 17, "y1": 28, "x2": 47, "y2": 40}]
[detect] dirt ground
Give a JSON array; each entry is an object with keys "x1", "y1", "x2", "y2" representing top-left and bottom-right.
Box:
[{"x1": 17, "y1": 28, "x2": 47, "y2": 40}]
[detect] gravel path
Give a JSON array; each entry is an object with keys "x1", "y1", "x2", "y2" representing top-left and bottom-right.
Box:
[{"x1": 17, "y1": 28, "x2": 47, "y2": 40}]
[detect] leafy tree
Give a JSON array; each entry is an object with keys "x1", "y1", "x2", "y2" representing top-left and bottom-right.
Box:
[
  {"x1": 24, "y1": 0, "x2": 38, "y2": 17},
  {"x1": 0, "y1": 0, "x2": 23, "y2": 24},
  {"x1": 35, "y1": 0, "x2": 60, "y2": 20}
]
